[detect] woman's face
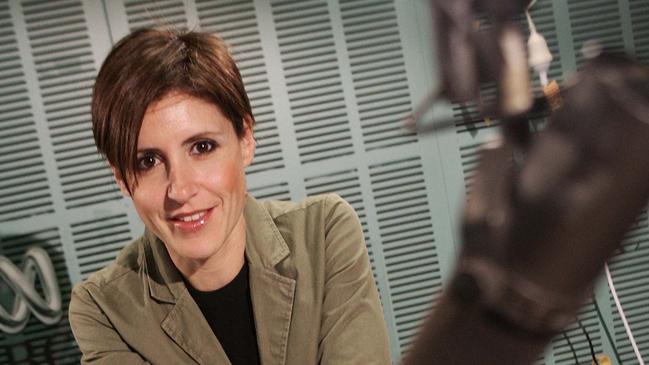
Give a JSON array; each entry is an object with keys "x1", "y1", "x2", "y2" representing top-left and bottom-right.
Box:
[{"x1": 120, "y1": 92, "x2": 255, "y2": 265}]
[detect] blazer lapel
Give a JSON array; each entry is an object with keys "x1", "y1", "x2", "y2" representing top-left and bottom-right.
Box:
[
  {"x1": 144, "y1": 230, "x2": 232, "y2": 365},
  {"x1": 161, "y1": 291, "x2": 232, "y2": 365},
  {"x1": 249, "y1": 265, "x2": 296, "y2": 365},
  {"x1": 244, "y1": 196, "x2": 297, "y2": 365}
]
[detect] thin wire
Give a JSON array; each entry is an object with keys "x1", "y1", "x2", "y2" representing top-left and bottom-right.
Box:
[
  {"x1": 593, "y1": 297, "x2": 624, "y2": 365},
  {"x1": 525, "y1": 11, "x2": 537, "y2": 34},
  {"x1": 605, "y1": 263, "x2": 645, "y2": 365},
  {"x1": 526, "y1": 0, "x2": 540, "y2": 32},
  {"x1": 525, "y1": 0, "x2": 550, "y2": 87},
  {"x1": 527, "y1": 0, "x2": 540, "y2": 10},
  {"x1": 563, "y1": 331, "x2": 580, "y2": 365},
  {"x1": 525, "y1": 0, "x2": 541, "y2": 32},
  {"x1": 577, "y1": 319, "x2": 599, "y2": 365}
]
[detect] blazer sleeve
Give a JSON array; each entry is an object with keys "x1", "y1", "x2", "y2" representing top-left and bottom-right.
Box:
[
  {"x1": 318, "y1": 194, "x2": 392, "y2": 364},
  {"x1": 69, "y1": 283, "x2": 151, "y2": 364}
]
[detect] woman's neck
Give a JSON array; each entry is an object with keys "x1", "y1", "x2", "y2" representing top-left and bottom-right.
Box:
[{"x1": 169, "y1": 217, "x2": 247, "y2": 292}]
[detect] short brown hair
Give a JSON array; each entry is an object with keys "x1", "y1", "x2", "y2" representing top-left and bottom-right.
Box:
[{"x1": 92, "y1": 27, "x2": 254, "y2": 193}]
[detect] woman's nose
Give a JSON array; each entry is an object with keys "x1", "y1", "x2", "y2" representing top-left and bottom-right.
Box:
[{"x1": 166, "y1": 164, "x2": 198, "y2": 203}]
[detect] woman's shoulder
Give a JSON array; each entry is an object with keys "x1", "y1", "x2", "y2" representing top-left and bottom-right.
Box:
[
  {"x1": 254, "y1": 193, "x2": 360, "y2": 248},
  {"x1": 258, "y1": 193, "x2": 351, "y2": 220}
]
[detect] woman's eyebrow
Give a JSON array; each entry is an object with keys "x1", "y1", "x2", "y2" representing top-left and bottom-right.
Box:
[
  {"x1": 182, "y1": 131, "x2": 221, "y2": 146},
  {"x1": 136, "y1": 147, "x2": 163, "y2": 155},
  {"x1": 135, "y1": 131, "x2": 223, "y2": 154}
]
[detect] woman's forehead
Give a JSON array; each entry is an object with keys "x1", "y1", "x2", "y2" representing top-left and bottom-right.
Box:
[{"x1": 138, "y1": 93, "x2": 233, "y2": 146}]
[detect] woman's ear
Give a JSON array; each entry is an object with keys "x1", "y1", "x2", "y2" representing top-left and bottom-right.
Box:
[
  {"x1": 240, "y1": 115, "x2": 256, "y2": 167},
  {"x1": 111, "y1": 166, "x2": 131, "y2": 197}
]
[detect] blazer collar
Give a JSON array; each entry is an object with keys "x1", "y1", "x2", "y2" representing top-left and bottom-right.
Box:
[
  {"x1": 243, "y1": 194, "x2": 290, "y2": 269},
  {"x1": 143, "y1": 229, "x2": 185, "y2": 303}
]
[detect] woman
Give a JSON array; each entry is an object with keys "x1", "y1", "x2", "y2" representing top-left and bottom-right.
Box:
[{"x1": 68, "y1": 28, "x2": 390, "y2": 364}]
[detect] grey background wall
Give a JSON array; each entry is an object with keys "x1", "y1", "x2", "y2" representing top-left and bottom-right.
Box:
[{"x1": 0, "y1": 0, "x2": 647, "y2": 364}]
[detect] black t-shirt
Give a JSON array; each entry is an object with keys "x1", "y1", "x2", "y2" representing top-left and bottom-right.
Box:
[{"x1": 186, "y1": 261, "x2": 261, "y2": 365}]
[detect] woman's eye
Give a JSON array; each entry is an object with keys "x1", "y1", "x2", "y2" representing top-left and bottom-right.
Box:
[
  {"x1": 192, "y1": 140, "x2": 215, "y2": 155},
  {"x1": 137, "y1": 154, "x2": 159, "y2": 171}
]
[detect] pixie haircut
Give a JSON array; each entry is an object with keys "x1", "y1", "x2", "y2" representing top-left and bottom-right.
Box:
[{"x1": 92, "y1": 27, "x2": 254, "y2": 193}]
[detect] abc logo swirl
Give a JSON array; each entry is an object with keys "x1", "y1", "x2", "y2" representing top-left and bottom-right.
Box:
[{"x1": 0, "y1": 247, "x2": 62, "y2": 334}]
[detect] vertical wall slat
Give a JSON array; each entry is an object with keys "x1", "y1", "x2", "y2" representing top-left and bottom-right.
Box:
[{"x1": 0, "y1": 0, "x2": 54, "y2": 223}]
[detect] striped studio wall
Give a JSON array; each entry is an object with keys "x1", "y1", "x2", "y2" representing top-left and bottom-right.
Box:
[{"x1": 0, "y1": 1, "x2": 647, "y2": 364}]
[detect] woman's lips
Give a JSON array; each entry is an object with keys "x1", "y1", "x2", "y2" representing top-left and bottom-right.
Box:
[{"x1": 169, "y1": 207, "x2": 213, "y2": 233}]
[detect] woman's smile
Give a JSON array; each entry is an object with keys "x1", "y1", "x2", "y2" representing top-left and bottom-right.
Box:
[{"x1": 168, "y1": 206, "x2": 214, "y2": 233}]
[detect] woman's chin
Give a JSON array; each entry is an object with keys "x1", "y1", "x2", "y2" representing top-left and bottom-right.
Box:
[
  {"x1": 161, "y1": 238, "x2": 219, "y2": 264},
  {"x1": 176, "y1": 246, "x2": 218, "y2": 263}
]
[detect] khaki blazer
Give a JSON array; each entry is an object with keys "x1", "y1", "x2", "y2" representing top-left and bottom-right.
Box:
[{"x1": 69, "y1": 194, "x2": 391, "y2": 364}]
